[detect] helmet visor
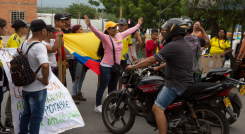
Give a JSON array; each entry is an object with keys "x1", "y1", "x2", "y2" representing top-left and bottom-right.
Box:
[{"x1": 162, "y1": 21, "x2": 169, "y2": 30}]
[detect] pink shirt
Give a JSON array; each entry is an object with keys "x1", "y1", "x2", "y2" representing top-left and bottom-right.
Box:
[{"x1": 89, "y1": 24, "x2": 140, "y2": 65}]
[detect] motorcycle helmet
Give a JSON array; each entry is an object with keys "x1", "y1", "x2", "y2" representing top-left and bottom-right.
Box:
[
  {"x1": 162, "y1": 18, "x2": 188, "y2": 43},
  {"x1": 180, "y1": 16, "x2": 193, "y2": 34}
]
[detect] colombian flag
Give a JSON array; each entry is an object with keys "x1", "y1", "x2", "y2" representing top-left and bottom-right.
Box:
[{"x1": 63, "y1": 33, "x2": 101, "y2": 75}]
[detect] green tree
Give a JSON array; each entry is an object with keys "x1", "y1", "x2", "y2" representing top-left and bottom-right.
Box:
[
  {"x1": 64, "y1": 3, "x2": 97, "y2": 19},
  {"x1": 37, "y1": 7, "x2": 65, "y2": 14},
  {"x1": 89, "y1": 0, "x2": 182, "y2": 30},
  {"x1": 181, "y1": 0, "x2": 244, "y2": 38}
]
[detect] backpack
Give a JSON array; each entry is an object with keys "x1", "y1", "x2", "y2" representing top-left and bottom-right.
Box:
[
  {"x1": 10, "y1": 42, "x2": 41, "y2": 86},
  {"x1": 184, "y1": 36, "x2": 202, "y2": 80}
]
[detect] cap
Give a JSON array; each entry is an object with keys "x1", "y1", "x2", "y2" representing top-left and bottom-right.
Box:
[
  {"x1": 105, "y1": 21, "x2": 118, "y2": 30},
  {"x1": 63, "y1": 12, "x2": 71, "y2": 17},
  {"x1": 54, "y1": 13, "x2": 68, "y2": 20},
  {"x1": 11, "y1": 19, "x2": 30, "y2": 29},
  {"x1": 46, "y1": 25, "x2": 56, "y2": 32},
  {"x1": 30, "y1": 19, "x2": 47, "y2": 32},
  {"x1": 118, "y1": 18, "x2": 127, "y2": 25}
]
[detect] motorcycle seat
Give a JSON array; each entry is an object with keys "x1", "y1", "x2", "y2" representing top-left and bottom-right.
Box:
[
  {"x1": 208, "y1": 67, "x2": 228, "y2": 73},
  {"x1": 175, "y1": 82, "x2": 221, "y2": 101}
]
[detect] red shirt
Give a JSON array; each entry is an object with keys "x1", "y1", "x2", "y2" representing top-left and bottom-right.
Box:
[
  {"x1": 145, "y1": 40, "x2": 159, "y2": 58},
  {"x1": 54, "y1": 31, "x2": 66, "y2": 61}
]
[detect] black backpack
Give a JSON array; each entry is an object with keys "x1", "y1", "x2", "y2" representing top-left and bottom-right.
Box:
[{"x1": 10, "y1": 42, "x2": 41, "y2": 86}]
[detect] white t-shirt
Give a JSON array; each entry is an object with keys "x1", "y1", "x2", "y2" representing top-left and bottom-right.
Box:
[
  {"x1": 42, "y1": 39, "x2": 57, "y2": 67},
  {"x1": 13, "y1": 41, "x2": 51, "y2": 92}
]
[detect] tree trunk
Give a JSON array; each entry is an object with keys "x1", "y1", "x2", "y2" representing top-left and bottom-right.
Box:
[
  {"x1": 240, "y1": 18, "x2": 245, "y2": 44},
  {"x1": 230, "y1": 21, "x2": 237, "y2": 78},
  {"x1": 210, "y1": 19, "x2": 219, "y2": 38}
]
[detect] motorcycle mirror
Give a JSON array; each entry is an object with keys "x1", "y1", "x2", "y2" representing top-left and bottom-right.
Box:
[
  {"x1": 123, "y1": 54, "x2": 129, "y2": 60},
  {"x1": 123, "y1": 54, "x2": 133, "y2": 65}
]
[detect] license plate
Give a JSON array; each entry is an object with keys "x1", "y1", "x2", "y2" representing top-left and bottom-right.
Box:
[
  {"x1": 223, "y1": 97, "x2": 231, "y2": 107},
  {"x1": 240, "y1": 85, "x2": 245, "y2": 96}
]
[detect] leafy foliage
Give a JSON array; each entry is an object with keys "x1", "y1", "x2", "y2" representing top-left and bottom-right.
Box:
[
  {"x1": 37, "y1": 7, "x2": 65, "y2": 14},
  {"x1": 89, "y1": 0, "x2": 182, "y2": 30},
  {"x1": 64, "y1": 3, "x2": 97, "y2": 19},
  {"x1": 181, "y1": 0, "x2": 245, "y2": 37}
]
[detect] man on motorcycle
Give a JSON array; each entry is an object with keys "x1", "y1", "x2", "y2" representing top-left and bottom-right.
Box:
[
  {"x1": 154, "y1": 17, "x2": 210, "y2": 83},
  {"x1": 126, "y1": 18, "x2": 194, "y2": 134}
]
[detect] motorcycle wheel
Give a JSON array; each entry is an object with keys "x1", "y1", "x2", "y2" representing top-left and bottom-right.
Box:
[
  {"x1": 102, "y1": 93, "x2": 136, "y2": 134},
  {"x1": 227, "y1": 101, "x2": 241, "y2": 125},
  {"x1": 186, "y1": 105, "x2": 229, "y2": 134}
]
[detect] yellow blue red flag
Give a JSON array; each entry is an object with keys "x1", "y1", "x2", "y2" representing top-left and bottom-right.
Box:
[{"x1": 63, "y1": 33, "x2": 101, "y2": 75}]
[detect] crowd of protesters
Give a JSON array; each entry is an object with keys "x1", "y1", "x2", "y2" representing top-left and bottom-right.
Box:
[{"x1": 0, "y1": 12, "x2": 232, "y2": 134}]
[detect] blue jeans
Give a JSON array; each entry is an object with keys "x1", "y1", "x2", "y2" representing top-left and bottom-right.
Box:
[
  {"x1": 72, "y1": 63, "x2": 87, "y2": 96},
  {"x1": 0, "y1": 87, "x2": 3, "y2": 123},
  {"x1": 96, "y1": 66, "x2": 119, "y2": 105},
  {"x1": 155, "y1": 86, "x2": 183, "y2": 110},
  {"x1": 19, "y1": 89, "x2": 47, "y2": 134}
]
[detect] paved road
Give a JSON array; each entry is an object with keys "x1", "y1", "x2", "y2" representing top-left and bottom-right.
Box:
[{"x1": 2, "y1": 70, "x2": 245, "y2": 134}]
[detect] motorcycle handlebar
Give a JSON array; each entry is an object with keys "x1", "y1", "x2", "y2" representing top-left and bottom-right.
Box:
[{"x1": 141, "y1": 68, "x2": 154, "y2": 76}]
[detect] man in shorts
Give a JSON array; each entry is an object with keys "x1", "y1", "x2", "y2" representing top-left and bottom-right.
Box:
[{"x1": 126, "y1": 18, "x2": 194, "y2": 134}]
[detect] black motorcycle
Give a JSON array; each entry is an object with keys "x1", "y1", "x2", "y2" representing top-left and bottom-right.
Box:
[
  {"x1": 102, "y1": 68, "x2": 245, "y2": 134},
  {"x1": 149, "y1": 66, "x2": 242, "y2": 125}
]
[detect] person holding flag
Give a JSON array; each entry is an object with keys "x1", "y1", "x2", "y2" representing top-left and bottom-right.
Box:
[{"x1": 83, "y1": 15, "x2": 144, "y2": 113}]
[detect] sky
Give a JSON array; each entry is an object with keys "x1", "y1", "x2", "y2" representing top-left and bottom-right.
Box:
[{"x1": 37, "y1": 0, "x2": 104, "y2": 8}]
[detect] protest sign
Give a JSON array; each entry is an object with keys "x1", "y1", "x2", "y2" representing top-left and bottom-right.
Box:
[
  {"x1": 0, "y1": 48, "x2": 85, "y2": 134},
  {"x1": 201, "y1": 54, "x2": 223, "y2": 74}
]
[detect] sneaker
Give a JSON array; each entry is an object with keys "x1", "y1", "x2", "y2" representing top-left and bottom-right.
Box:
[
  {"x1": 94, "y1": 105, "x2": 102, "y2": 113},
  {"x1": 72, "y1": 96, "x2": 80, "y2": 104},
  {"x1": 0, "y1": 123, "x2": 10, "y2": 133},
  {"x1": 76, "y1": 92, "x2": 86, "y2": 101},
  {"x1": 4, "y1": 121, "x2": 13, "y2": 128}
]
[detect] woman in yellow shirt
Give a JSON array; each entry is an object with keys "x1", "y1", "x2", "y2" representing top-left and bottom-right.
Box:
[
  {"x1": 210, "y1": 28, "x2": 231, "y2": 65},
  {"x1": 6, "y1": 19, "x2": 29, "y2": 48},
  {"x1": 0, "y1": 18, "x2": 11, "y2": 133},
  {"x1": 4, "y1": 19, "x2": 29, "y2": 128}
]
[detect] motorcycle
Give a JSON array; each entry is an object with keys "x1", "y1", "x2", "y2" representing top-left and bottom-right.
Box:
[
  {"x1": 148, "y1": 65, "x2": 242, "y2": 125},
  {"x1": 201, "y1": 67, "x2": 243, "y2": 125},
  {"x1": 102, "y1": 66, "x2": 245, "y2": 134}
]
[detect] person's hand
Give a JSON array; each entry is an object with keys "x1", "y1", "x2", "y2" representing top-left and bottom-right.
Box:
[
  {"x1": 37, "y1": 77, "x2": 49, "y2": 86},
  {"x1": 142, "y1": 34, "x2": 146, "y2": 40},
  {"x1": 220, "y1": 53, "x2": 225, "y2": 58},
  {"x1": 55, "y1": 28, "x2": 62, "y2": 33},
  {"x1": 66, "y1": 61, "x2": 69, "y2": 69},
  {"x1": 0, "y1": 46, "x2": 2, "y2": 50},
  {"x1": 56, "y1": 31, "x2": 62, "y2": 38},
  {"x1": 138, "y1": 17, "x2": 144, "y2": 25},
  {"x1": 125, "y1": 65, "x2": 133, "y2": 71},
  {"x1": 83, "y1": 15, "x2": 91, "y2": 26},
  {"x1": 153, "y1": 67, "x2": 160, "y2": 72},
  {"x1": 154, "y1": 38, "x2": 158, "y2": 44},
  {"x1": 197, "y1": 24, "x2": 204, "y2": 32},
  {"x1": 131, "y1": 55, "x2": 137, "y2": 61}
]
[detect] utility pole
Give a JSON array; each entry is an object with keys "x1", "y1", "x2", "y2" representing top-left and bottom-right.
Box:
[
  {"x1": 41, "y1": 0, "x2": 42, "y2": 16},
  {"x1": 159, "y1": 0, "x2": 161, "y2": 33},
  {"x1": 120, "y1": 7, "x2": 122, "y2": 19},
  {"x1": 102, "y1": 11, "x2": 104, "y2": 31},
  {"x1": 51, "y1": 10, "x2": 53, "y2": 26}
]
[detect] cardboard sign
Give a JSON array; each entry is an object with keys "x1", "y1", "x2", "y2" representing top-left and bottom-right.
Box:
[
  {"x1": 0, "y1": 48, "x2": 85, "y2": 134},
  {"x1": 201, "y1": 54, "x2": 223, "y2": 74}
]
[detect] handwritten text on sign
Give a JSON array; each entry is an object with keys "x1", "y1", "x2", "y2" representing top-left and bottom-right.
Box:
[{"x1": 0, "y1": 48, "x2": 85, "y2": 134}]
